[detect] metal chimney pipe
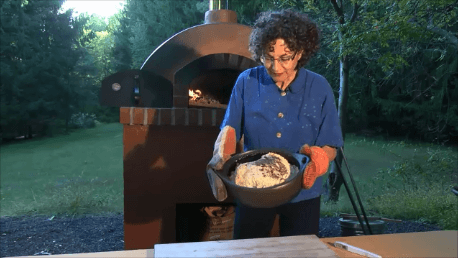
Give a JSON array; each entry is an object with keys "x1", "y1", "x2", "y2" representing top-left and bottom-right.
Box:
[
  {"x1": 205, "y1": 0, "x2": 236, "y2": 24},
  {"x1": 209, "y1": 0, "x2": 228, "y2": 10}
]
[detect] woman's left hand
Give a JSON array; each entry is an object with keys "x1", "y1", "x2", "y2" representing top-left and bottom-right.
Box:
[{"x1": 299, "y1": 145, "x2": 331, "y2": 189}]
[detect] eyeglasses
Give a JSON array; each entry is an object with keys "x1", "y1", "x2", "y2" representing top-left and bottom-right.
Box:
[{"x1": 261, "y1": 53, "x2": 297, "y2": 67}]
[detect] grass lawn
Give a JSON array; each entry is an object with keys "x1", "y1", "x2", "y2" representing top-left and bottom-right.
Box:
[
  {"x1": 320, "y1": 135, "x2": 458, "y2": 230},
  {"x1": 1, "y1": 123, "x2": 457, "y2": 230},
  {"x1": 0, "y1": 123, "x2": 124, "y2": 217}
]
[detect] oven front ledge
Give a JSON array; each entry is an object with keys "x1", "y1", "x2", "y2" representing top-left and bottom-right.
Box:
[{"x1": 119, "y1": 107, "x2": 226, "y2": 127}]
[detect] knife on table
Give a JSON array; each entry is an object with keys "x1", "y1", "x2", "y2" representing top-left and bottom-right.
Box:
[{"x1": 333, "y1": 241, "x2": 382, "y2": 258}]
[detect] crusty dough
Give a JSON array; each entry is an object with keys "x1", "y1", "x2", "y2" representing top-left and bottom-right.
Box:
[{"x1": 233, "y1": 152, "x2": 291, "y2": 188}]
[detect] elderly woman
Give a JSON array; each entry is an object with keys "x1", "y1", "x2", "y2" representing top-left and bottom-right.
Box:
[{"x1": 207, "y1": 9, "x2": 344, "y2": 239}]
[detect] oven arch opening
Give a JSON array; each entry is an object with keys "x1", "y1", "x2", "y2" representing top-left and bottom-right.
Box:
[{"x1": 174, "y1": 53, "x2": 258, "y2": 108}]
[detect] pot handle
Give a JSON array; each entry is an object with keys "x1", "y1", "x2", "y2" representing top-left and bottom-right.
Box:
[
  {"x1": 292, "y1": 153, "x2": 309, "y2": 172},
  {"x1": 206, "y1": 167, "x2": 228, "y2": 202}
]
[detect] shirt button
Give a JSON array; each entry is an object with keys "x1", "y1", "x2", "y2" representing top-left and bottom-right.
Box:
[
  {"x1": 276, "y1": 132, "x2": 282, "y2": 138},
  {"x1": 278, "y1": 112, "x2": 284, "y2": 118},
  {"x1": 281, "y1": 91, "x2": 286, "y2": 96}
]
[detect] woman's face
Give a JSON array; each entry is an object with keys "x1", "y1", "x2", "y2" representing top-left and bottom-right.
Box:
[{"x1": 261, "y1": 38, "x2": 302, "y2": 86}]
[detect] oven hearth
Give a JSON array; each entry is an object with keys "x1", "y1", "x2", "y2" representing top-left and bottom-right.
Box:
[{"x1": 189, "y1": 89, "x2": 228, "y2": 109}]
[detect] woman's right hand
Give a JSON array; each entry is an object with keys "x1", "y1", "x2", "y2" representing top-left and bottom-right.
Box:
[{"x1": 206, "y1": 126, "x2": 237, "y2": 202}]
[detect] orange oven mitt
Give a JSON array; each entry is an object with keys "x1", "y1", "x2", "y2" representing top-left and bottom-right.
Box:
[{"x1": 299, "y1": 144, "x2": 337, "y2": 189}]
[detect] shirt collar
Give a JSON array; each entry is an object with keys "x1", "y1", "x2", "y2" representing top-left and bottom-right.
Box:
[{"x1": 262, "y1": 67, "x2": 307, "y2": 94}]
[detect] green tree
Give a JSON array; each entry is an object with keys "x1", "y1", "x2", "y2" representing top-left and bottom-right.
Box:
[
  {"x1": 277, "y1": 0, "x2": 458, "y2": 201},
  {"x1": 110, "y1": 11, "x2": 132, "y2": 71},
  {"x1": 1, "y1": 0, "x2": 88, "y2": 139},
  {"x1": 231, "y1": 0, "x2": 279, "y2": 25},
  {"x1": 119, "y1": 0, "x2": 207, "y2": 68},
  {"x1": 69, "y1": 13, "x2": 122, "y2": 122},
  {"x1": 112, "y1": 0, "x2": 281, "y2": 69}
]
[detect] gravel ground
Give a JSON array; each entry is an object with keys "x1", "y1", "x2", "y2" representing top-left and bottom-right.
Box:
[{"x1": 1, "y1": 213, "x2": 443, "y2": 257}]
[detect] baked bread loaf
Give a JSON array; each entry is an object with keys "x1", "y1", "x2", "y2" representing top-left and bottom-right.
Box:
[{"x1": 233, "y1": 152, "x2": 291, "y2": 188}]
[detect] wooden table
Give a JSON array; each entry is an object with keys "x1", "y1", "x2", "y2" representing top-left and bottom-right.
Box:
[
  {"x1": 8, "y1": 230, "x2": 457, "y2": 258},
  {"x1": 322, "y1": 230, "x2": 457, "y2": 258}
]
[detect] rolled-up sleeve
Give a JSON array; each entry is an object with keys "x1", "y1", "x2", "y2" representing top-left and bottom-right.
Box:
[
  {"x1": 220, "y1": 71, "x2": 246, "y2": 142},
  {"x1": 314, "y1": 79, "x2": 344, "y2": 148}
]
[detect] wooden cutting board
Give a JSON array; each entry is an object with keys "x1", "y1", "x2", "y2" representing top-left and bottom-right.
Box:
[{"x1": 154, "y1": 235, "x2": 339, "y2": 257}]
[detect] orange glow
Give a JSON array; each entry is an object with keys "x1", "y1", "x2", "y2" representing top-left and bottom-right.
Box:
[{"x1": 189, "y1": 89, "x2": 202, "y2": 101}]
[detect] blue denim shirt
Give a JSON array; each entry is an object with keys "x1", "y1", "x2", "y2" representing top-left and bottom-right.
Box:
[{"x1": 221, "y1": 66, "x2": 344, "y2": 202}]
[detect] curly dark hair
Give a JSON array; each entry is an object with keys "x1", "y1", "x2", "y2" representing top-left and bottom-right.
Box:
[{"x1": 249, "y1": 9, "x2": 321, "y2": 69}]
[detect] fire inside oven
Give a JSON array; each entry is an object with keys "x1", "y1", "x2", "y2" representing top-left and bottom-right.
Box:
[
  {"x1": 188, "y1": 69, "x2": 238, "y2": 109},
  {"x1": 177, "y1": 53, "x2": 258, "y2": 109}
]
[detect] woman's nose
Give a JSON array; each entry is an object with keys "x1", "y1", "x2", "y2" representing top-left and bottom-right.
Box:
[{"x1": 271, "y1": 60, "x2": 282, "y2": 72}]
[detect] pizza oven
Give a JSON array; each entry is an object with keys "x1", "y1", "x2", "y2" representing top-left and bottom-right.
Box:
[{"x1": 99, "y1": 0, "x2": 260, "y2": 250}]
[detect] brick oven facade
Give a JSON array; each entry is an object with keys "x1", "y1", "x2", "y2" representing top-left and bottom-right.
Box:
[
  {"x1": 99, "y1": 8, "x2": 265, "y2": 250},
  {"x1": 120, "y1": 109, "x2": 227, "y2": 249}
]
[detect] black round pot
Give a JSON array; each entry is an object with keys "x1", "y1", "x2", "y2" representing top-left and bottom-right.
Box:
[
  {"x1": 452, "y1": 186, "x2": 458, "y2": 196},
  {"x1": 216, "y1": 148, "x2": 309, "y2": 208},
  {"x1": 339, "y1": 218, "x2": 385, "y2": 236}
]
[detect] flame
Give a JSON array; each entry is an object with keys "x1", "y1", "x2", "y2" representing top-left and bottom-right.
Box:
[{"x1": 189, "y1": 89, "x2": 202, "y2": 101}]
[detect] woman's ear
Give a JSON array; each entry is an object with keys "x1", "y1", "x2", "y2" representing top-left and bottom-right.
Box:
[{"x1": 294, "y1": 51, "x2": 303, "y2": 70}]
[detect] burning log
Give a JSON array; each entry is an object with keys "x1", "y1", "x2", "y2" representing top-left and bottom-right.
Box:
[
  {"x1": 189, "y1": 89, "x2": 202, "y2": 101},
  {"x1": 189, "y1": 89, "x2": 228, "y2": 109}
]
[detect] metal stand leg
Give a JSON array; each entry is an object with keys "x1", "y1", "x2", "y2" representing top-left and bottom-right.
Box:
[{"x1": 334, "y1": 147, "x2": 373, "y2": 235}]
